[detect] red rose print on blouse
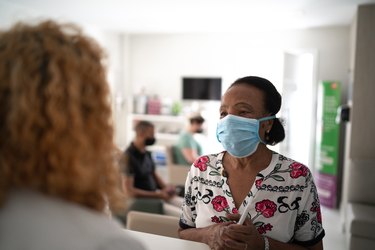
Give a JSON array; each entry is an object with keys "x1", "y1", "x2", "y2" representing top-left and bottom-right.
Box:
[
  {"x1": 255, "y1": 199, "x2": 277, "y2": 218},
  {"x1": 255, "y1": 178, "x2": 263, "y2": 189},
  {"x1": 311, "y1": 201, "x2": 322, "y2": 223},
  {"x1": 316, "y1": 208, "x2": 322, "y2": 223},
  {"x1": 212, "y1": 195, "x2": 229, "y2": 212},
  {"x1": 257, "y1": 223, "x2": 273, "y2": 234},
  {"x1": 232, "y1": 207, "x2": 239, "y2": 214},
  {"x1": 289, "y1": 162, "x2": 308, "y2": 178},
  {"x1": 211, "y1": 216, "x2": 221, "y2": 223},
  {"x1": 211, "y1": 215, "x2": 232, "y2": 223},
  {"x1": 193, "y1": 156, "x2": 209, "y2": 171}
]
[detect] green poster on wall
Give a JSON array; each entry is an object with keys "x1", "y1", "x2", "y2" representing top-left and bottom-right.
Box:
[{"x1": 315, "y1": 81, "x2": 341, "y2": 175}]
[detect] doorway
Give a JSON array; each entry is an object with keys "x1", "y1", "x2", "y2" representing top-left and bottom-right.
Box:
[{"x1": 279, "y1": 50, "x2": 317, "y2": 169}]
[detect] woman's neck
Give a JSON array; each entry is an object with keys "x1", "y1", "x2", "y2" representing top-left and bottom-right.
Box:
[{"x1": 225, "y1": 145, "x2": 272, "y2": 174}]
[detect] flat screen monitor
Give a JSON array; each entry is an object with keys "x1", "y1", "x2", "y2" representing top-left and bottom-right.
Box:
[{"x1": 182, "y1": 77, "x2": 222, "y2": 100}]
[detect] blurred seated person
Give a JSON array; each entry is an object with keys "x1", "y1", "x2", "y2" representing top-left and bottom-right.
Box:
[
  {"x1": 122, "y1": 121, "x2": 182, "y2": 216},
  {"x1": 0, "y1": 20, "x2": 145, "y2": 250},
  {"x1": 174, "y1": 114, "x2": 205, "y2": 165}
]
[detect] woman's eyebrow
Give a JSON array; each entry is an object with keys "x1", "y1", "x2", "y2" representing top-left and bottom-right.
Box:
[
  {"x1": 233, "y1": 102, "x2": 254, "y2": 110},
  {"x1": 219, "y1": 104, "x2": 228, "y2": 110}
]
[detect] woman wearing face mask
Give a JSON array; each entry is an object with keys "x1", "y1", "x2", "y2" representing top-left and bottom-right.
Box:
[
  {"x1": 178, "y1": 76, "x2": 325, "y2": 250},
  {"x1": 121, "y1": 121, "x2": 183, "y2": 217}
]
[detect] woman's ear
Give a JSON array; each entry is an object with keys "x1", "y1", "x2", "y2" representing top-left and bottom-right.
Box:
[
  {"x1": 267, "y1": 119, "x2": 274, "y2": 131},
  {"x1": 261, "y1": 119, "x2": 273, "y2": 131},
  {"x1": 259, "y1": 119, "x2": 272, "y2": 142}
]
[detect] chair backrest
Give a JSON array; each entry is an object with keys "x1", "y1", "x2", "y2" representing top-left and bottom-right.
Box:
[
  {"x1": 165, "y1": 145, "x2": 189, "y2": 186},
  {"x1": 126, "y1": 210, "x2": 180, "y2": 238}
]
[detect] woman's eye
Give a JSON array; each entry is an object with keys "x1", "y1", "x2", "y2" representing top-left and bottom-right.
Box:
[
  {"x1": 239, "y1": 110, "x2": 249, "y2": 115},
  {"x1": 219, "y1": 111, "x2": 227, "y2": 118}
]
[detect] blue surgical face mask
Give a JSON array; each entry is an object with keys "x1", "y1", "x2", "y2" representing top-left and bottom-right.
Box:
[{"x1": 216, "y1": 114, "x2": 275, "y2": 158}]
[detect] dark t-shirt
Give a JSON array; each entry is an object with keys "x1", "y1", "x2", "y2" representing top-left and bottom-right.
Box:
[{"x1": 124, "y1": 143, "x2": 158, "y2": 191}]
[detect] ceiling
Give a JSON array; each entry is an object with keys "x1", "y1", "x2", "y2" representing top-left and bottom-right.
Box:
[{"x1": 1, "y1": 0, "x2": 375, "y2": 33}]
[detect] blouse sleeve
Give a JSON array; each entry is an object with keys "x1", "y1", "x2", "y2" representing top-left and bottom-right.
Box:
[
  {"x1": 293, "y1": 171, "x2": 325, "y2": 246},
  {"x1": 179, "y1": 167, "x2": 197, "y2": 229}
]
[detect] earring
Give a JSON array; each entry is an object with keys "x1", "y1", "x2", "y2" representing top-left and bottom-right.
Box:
[{"x1": 265, "y1": 130, "x2": 270, "y2": 141}]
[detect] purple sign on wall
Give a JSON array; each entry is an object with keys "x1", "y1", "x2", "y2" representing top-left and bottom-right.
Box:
[{"x1": 315, "y1": 172, "x2": 337, "y2": 208}]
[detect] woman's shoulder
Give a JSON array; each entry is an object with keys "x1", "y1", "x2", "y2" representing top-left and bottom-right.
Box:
[
  {"x1": 268, "y1": 152, "x2": 313, "y2": 181},
  {"x1": 0, "y1": 189, "x2": 146, "y2": 250},
  {"x1": 189, "y1": 152, "x2": 225, "y2": 176},
  {"x1": 273, "y1": 152, "x2": 311, "y2": 170}
]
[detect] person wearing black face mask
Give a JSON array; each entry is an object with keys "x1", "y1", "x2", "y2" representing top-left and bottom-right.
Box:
[
  {"x1": 174, "y1": 114, "x2": 205, "y2": 165},
  {"x1": 144, "y1": 137, "x2": 156, "y2": 146},
  {"x1": 122, "y1": 120, "x2": 182, "y2": 217}
]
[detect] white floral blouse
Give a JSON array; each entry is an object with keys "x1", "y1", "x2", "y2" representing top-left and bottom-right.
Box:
[{"x1": 179, "y1": 151, "x2": 325, "y2": 247}]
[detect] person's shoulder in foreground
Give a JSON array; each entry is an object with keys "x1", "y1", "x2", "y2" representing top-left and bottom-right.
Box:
[
  {"x1": 0, "y1": 20, "x2": 145, "y2": 250},
  {"x1": 0, "y1": 189, "x2": 145, "y2": 250}
]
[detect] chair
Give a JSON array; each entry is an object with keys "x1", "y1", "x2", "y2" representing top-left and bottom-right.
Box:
[
  {"x1": 126, "y1": 210, "x2": 180, "y2": 238},
  {"x1": 165, "y1": 145, "x2": 190, "y2": 186}
]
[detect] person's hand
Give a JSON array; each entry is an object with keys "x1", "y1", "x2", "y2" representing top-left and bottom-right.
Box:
[
  {"x1": 161, "y1": 185, "x2": 176, "y2": 199},
  {"x1": 218, "y1": 213, "x2": 264, "y2": 250},
  {"x1": 157, "y1": 189, "x2": 172, "y2": 201},
  {"x1": 205, "y1": 219, "x2": 236, "y2": 250},
  {"x1": 165, "y1": 184, "x2": 176, "y2": 197}
]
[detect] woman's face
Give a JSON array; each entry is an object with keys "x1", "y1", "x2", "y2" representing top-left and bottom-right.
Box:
[
  {"x1": 220, "y1": 83, "x2": 267, "y2": 119},
  {"x1": 220, "y1": 83, "x2": 273, "y2": 140}
]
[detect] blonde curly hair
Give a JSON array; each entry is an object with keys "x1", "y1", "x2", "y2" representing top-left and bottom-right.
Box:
[{"x1": 0, "y1": 20, "x2": 124, "y2": 212}]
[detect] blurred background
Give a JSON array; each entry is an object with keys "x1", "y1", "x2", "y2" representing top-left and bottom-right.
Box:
[{"x1": 1, "y1": 1, "x2": 375, "y2": 249}]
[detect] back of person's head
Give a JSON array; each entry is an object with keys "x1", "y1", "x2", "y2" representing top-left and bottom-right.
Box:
[
  {"x1": 189, "y1": 114, "x2": 205, "y2": 125},
  {"x1": 0, "y1": 20, "x2": 123, "y2": 212},
  {"x1": 134, "y1": 120, "x2": 154, "y2": 136},
  {"x1": 230, "y1": 76, "x2": 285, "y2": 145}
]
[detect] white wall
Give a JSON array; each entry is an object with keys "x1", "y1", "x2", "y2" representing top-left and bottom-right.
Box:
[
  {"x1": 128, "y1": 33, "x2": 284, "y2": 99},
  {"x1": 0, "y1": 1, "x2": 351, "y2": 152},
  {"x1": 121, "y1": 28, "x2": 350, "y2": 152},
  {"x1": 127, "y1": 28, "x2": 350, "y2": 99}
]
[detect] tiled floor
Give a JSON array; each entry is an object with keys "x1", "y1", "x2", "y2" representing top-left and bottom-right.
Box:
[{"x1": 322, "y1": 206, "x2": 347, "y2": 250}]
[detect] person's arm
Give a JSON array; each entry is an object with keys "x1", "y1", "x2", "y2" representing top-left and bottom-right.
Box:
[
  {"x1": 153, "y1": 171, "x2": 176, "y2": 198},
  {"x1": 266, "y1": 238, "x2": 323, "y2": 250},
  {"x1": 123, "y1": 174, "x2": 169, "y2": 200},
  {"x1": 179, "y1": 214, "x2": 324, "y2": 250},
  {"x1": 181, "y1": 148, "x2": 199, "y2": 164},
  {"x1": 178, "y1": 222, "x2": 234, "y2": 248},
  {"x1": 153, "y1": 170, "x2": 167, "y2": 190},
  {"x1": 223, "y1": 219, "x2": 323, "y2": 250},
  {"x1": 178, "y1": 133, "x2": 200, "y2": 164}
]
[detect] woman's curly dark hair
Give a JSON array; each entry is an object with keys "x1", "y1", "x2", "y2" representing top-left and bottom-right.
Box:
[{"x1": 0, "y1": 20, "x2": 124, "y2": 212}]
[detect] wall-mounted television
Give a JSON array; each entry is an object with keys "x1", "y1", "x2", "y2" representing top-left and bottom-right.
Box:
[{"x1": 182, "y1": 77, "x2": 222, "y2": 101}]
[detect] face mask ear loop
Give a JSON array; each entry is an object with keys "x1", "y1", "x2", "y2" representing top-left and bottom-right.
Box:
[
  {"x1": 216, "y1": 126, "x2": 221, "y2": 142},
  {"x1": 257, "y1": 115, "x2": 276, "y2": 144},
  {"x1": 258, "y1": 115, "x2": 276, "y2": 122}
]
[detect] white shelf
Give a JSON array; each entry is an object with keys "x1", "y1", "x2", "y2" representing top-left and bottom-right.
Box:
[
  {"x1": 156, "y1": 133, "x2": 179, "y2": 141},
  {"x1": 131, "y1": 114, "x2": 185, "y2": 123}
]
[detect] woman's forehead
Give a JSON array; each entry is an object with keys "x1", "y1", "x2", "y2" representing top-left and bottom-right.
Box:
[{"x1": 222, "y1": 84, "x2": 264, "y2": 105}]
